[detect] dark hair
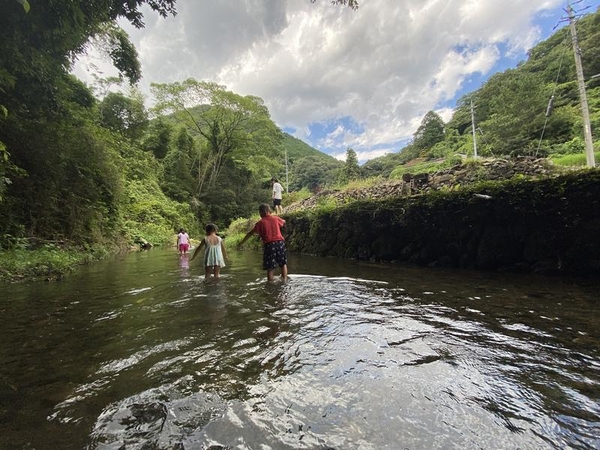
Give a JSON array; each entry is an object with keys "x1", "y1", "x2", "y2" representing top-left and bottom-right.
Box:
[
  {"x1": 178, "y1": 228, "x2": 184, "y2": 233},
  {"x1": 206, "y1": 223, "x2": 218, "y2": 234},
  {"x1": 272, "y1": 177, "x2": 278, "y2": 182},
  {"x1": 259, "y1": 203, "x2": 271, "y2": 216}
]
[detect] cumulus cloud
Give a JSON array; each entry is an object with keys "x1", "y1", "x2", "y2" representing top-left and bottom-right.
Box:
[{"x1": 73, "y1": 0, "x2": 564, "y2": 161}]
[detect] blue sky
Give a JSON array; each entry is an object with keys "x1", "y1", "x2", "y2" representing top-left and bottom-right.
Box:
[{"x1": 73, "y1": 0, "x2": 593, "y2": 164}]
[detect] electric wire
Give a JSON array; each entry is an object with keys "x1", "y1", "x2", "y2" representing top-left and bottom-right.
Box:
[{"x1": 536, "y1": 34, "x2": 570, "y2": 157}]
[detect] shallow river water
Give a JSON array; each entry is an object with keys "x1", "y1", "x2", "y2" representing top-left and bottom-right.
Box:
[{"x1": 0, "y1": 249, "x2": 599, "y2": 449}]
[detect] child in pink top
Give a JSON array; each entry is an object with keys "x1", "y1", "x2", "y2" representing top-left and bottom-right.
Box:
[{"x1": 177, "y1": 228, "x2": 190, "y2": 255}]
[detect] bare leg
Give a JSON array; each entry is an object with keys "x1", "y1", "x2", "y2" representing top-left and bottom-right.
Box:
[
  {"x1": 214, "y1": 266, "x2": 221, "y2": 279},
  {"x1": 267, "y1": 269, "x2": 275, "y2": 282},
  {"x1": 205, "y1": 266, "x2": 212, "y2": 278},
  {"x1": 280, "y1": 264, "x2": 288, "y2": 281}
]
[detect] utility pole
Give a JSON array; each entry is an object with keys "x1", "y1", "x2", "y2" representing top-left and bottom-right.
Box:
[
  {"x1": 470, "y1": 100, "x2": 478, "y2": 159},
  {"x1": 284, "y1": 147, "x2": 289, "y2": 193},
  {"x1": 567, "y1": 3, "x2": 595, "y2": 167}
]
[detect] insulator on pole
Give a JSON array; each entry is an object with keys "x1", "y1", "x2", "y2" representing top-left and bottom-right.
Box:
[{"x1": 545, "y1": 95, "x2": 555, "y2": 117}]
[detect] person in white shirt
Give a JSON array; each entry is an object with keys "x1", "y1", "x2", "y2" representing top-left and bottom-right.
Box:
[{"x1": 272, "y1": 178, "x2": 283, "y2": 214}]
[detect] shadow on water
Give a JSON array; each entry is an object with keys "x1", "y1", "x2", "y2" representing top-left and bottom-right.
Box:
[{"x1": 0, "y1": 249, "x2": 599, "y2": 449}]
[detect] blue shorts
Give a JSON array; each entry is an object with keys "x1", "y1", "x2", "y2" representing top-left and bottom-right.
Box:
[{"x1": 263, "y1": 240, "x2": 287, "y2": 270}]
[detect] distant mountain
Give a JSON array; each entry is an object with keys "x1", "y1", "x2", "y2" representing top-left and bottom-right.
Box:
[
  {"x1": 280, "y1": 132, "x2": 340, "y2": 164},
  {"x1": 280, "y1": 133, "x2": 343, "y2": 191}
]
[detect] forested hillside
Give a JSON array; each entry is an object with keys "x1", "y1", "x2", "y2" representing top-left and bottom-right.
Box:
[
  {"x1": 0, "y1": 1, "x2": 335, "y2": 259},
  {"x1": 281, "y1": 133, "x2": 343, "y2": 191},
  {"x1": 363, "y1": 8, "x2": 600, "y2": 178}
]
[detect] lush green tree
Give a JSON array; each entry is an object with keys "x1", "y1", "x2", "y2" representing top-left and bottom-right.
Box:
[
  {"x1": 310, "y1": 0, "x2": 359, "y2": 9},
  {"x1": 0, "y1": 0, "x2": 175, "y2": 118},
  {"x1": 142, "y1": 118, "x2": 173, "y2": 160},
  {"x1": 151, "y1": 79, "x2": 282, "y2": 196},
  {"x1": 413, "y1": 111, "x2": 445, "y2": 154},
  {"x1": 290, "y1": 155, "x2": 340, "y2": 191},
  {"x1": 161, "y1": 127, "x2": 195, "y2": 202},
  {"x1": 480, "y1": 71, "x2": 549, "y2": 155},
  {"x1": 99, "y1": 91, "x2": 148, "y2": 140},
  {"x1": 0, "y1": 0, "x2": 178, "y2": 244},
  {"x1": 201, "y1": 161, "x2": 269, "y2": 229},
  {"x1": 119, "y1": 142, "x2": 200, "y2": 245},
  {"x1": 338, "y1": 148, "x2": 360, "y2": 184},
  {"x1": 361, "y1": 152, "x2": 403, "y2": 178},
  {"x1": 94, "y1": 22, "x2": 142, "y2": 84},
  {"x1": 0, "y1": 77, "x2": 123, "y2": 241},
  {"x1": 428, "y1": 128, "x2": 471, "y2": 158}
]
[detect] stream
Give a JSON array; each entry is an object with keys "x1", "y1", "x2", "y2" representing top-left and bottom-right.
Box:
[{"x1": 0, "y1": 248, "x2": 599, "y2": 449}]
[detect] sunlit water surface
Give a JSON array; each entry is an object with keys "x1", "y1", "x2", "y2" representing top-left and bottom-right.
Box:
[{"x1": 0, "y1": 249, "x2": 599, "y2": 449}]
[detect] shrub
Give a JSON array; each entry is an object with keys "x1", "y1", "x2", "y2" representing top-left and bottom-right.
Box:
[{"x1": 225, "y1": 215, "x2": 262, "y2": 250}]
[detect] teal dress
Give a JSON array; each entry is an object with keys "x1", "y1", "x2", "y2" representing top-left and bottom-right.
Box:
[{"x1": 204, "y1": 236, "x2": 225, "y2": 267}]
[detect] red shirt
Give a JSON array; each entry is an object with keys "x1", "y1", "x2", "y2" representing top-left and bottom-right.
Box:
[{"x1": 252, "y1": 215, "x2": 285, "y2": 244}]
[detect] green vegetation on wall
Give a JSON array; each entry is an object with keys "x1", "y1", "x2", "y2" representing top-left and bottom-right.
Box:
[{"x1": 283, "y1": 170, "x2": 600, "y2": 276}]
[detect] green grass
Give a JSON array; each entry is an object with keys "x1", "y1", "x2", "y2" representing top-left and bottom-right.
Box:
[
  {"x1": 337, "y1": 176, "x2": 384, "y2": 191},
  {"x1": 0, "y1": 244, "x2": 108, "y2": 282},
  {"x1": 389, "y1": 156, "x2": 463, "y2": 178},
  {"x1": 283, "y1": 187, "x2": 312, "y2": 206},
  {"x1": 550, "y1": 151, "x2": 600, "y2": 167}
]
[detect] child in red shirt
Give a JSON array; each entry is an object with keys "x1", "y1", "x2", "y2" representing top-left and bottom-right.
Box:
[{"x1": 238, "y1": 203, "x2": 288, "y2": 281}]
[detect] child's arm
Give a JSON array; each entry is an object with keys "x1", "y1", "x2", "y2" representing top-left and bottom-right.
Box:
[
  {"x1": 221, "y1": 240, "x2": 228, "y2": 260},
  {"x1": 190, "y1": 240, "x2": 205, "y2": 261},
  {"x1": 237, "y1": 230, "x2": 255, "y2": 249}
]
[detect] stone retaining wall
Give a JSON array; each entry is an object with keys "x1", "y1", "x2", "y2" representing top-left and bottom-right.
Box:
[
  {"x1": 283, "y1": 169, "x2": 600, "y2": 276},
  {"x1": 284, "y1": 157, "x2": 555, "y2": 214}
]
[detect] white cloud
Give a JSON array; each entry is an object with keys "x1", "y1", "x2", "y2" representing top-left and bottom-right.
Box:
[{"x1": 73, "y1": 0, "x2": 565, "y2": 161}]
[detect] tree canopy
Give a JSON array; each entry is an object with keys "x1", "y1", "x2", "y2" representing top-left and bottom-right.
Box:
[{"x1": 151, "y1": 79, "x2": 282, "y2": 197}]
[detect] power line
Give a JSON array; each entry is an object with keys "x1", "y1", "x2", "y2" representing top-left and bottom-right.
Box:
[{"x1": 536, "y1": 35, "x2": 569, "y2": 157}]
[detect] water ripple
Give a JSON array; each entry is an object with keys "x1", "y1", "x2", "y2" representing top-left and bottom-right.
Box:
[{"x1": 1, "y1": 252, "x2": 599, "y2": 449}]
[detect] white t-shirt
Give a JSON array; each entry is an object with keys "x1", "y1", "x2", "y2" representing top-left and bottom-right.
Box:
[{"x1": 273, "y1": 182, "x2": 283, "y2": 200}]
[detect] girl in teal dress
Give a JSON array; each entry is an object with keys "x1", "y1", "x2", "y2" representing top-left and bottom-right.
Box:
[{"x1": 191, "y1": 224, "x2": 228, "y2": 279}]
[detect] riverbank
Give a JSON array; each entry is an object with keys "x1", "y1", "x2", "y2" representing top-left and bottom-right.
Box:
[
  {"x1": 0, "y1": 244, "x2": 111, "y2": 282},
  {"x1": 0, "y1": 234, "x2": 203, "y2": 282},
  {"x1": 281, "y1": 168, "x2": 600, "y2": 276},
  {"x1": 4, "y1": 159, "x2": 598, "y2": 281}
]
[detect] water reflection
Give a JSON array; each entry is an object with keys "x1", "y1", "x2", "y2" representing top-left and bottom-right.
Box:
[
  {"x1": 0, "y1": 250, "x2": 598, "y2": 449},
  {"x1": 179, "y1": 254, "x2": 190, "y2": 278}
]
